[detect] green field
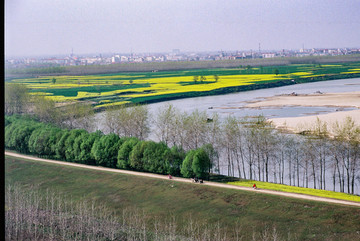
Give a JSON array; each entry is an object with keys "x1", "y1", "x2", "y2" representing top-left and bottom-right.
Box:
[
  {"x1": 5, "y1": 155, "x2": 360, "y2": 240},
  {"x1": 7, "y1": 62, "x2": 360, "y2": 108}
]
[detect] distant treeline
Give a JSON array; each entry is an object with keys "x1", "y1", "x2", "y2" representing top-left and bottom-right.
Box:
[
  {"x1": 6, "y1": 55, "x2": 360, "y2": 78},
  {"x1": 5, "y1": 66, "x2": 66, "y2": 80},
  {"x1": 4, "y1": 115, "x2": 212, "y2": 179}
]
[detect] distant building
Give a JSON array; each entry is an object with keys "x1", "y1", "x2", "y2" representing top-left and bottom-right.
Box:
[{"x1": 262, "y1": 53, "x2": 276, "y2": 58}]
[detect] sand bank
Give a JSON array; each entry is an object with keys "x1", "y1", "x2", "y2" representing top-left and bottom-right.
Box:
[
  {"x1": 247, "y1": 91, "x2": 360, "y2": 134},
  {"x1": 269, "y1": 109, "x2": 360, "y2": 134},
  {"x1": 246, "y1": 91, "x2": 360, "y2": 108}
]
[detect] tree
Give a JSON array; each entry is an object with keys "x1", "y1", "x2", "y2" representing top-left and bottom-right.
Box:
[
  {"x1": 5, "y1": 83, "x2": 30, "y2": 115},
  {"x1": 5, "y1": 119, "x2": 41, "y2": 153},
  {"x1": 181, "y1": 150, "x2": 196, "y2": 178},
  {"x1": 73, "y1": 131, "x2": 103, "y2": 165},
  {"x1": 331, "y1": 117, "x2": 360, "y2": 194},
  {"x1": 129, "y1": 141, "x2": 146, "y2": 171},
  {"x1": 28, "y1": 126, "x2": 62, "y2": 157},
  {"x1": 55, "y1": 130, "x2": 71, "y2": 160},
  {"x1": 32, "y1": 96, "x2": 60, "y2": 124},
  {"x1": 91, "y1": 134, "x2": 123, "y2": 168},
  {"x1": 107, "y1": 105, "x2": 149, "y2": 140},
  {"x1": 222, "y1": 115, "x2": 241, "y2": 177},
  {"x1": 193, "y1": 76, "x2": 199, "y2": 83},
  {"x1": 273, "y1": 69, "x2": 280, "y2": 76},
  {"x1": 52, "y1": 78, "x2": 56, "y2": 84},
  {"x1": 164, "y1": 145, "x2": 186, "y2": 176},
  {"x1": 192, "y1": 147, "x2": 211, "y2": 179},
  {"x1": 117, "y1": 137, "x2": 140, "y2": 169},
  {"x1": 182, "y1": 109, "x2": 208, "y2": 150},
  {"x1": 181, "y1": 148, "x2": 211, "y2": 179},
  {"x1": 142, "y1": 141, "x2": 170, "y2": 174},
  {"x1": 200, "y1": 76, "x2": 206, "y2": 83},
  {"x1": 104, "y1": 106, "x2": 119, "y2": 134},
  {"x1": 154, "y1": 103, "x2": 177, "y2": 145},
  {"x1": 213, "y1": 75, "x2": 219, "y2": 82},
  {"x1": 64, "y1": 129, "x2": 88, "y2": 161},
  {"x1": 60, "y1": 102, "x2": 95, "y2": 131},
  {"x1": 205, "y1": 113, "x2": 221, "y2": 174}
]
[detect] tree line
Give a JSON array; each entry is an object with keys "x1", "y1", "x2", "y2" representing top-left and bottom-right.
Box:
[
  {"x1": 102, "y1": 104, "x2": 360, "y2": 195},
  {"x1": 5, "y1": 115, "x2": 212, "y2": 179}
]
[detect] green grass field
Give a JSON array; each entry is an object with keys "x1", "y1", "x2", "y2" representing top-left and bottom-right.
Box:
[
  {"x1": 7, "y1": 62, "x2": 360, "y2": 108},
  {"x1": 5, "y1": 155, "x2": 360, "y2": 240},
  {"x1": 227, "y1": 180, "x2": 360, "y2": 202}
]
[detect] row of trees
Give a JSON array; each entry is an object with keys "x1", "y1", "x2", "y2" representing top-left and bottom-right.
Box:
[
  {"x1": 5, "y1": 115, "x2": 212, "y2": 179},
  {"x1": 131, "y1": 104, "x2": 359, "y2": 194}
]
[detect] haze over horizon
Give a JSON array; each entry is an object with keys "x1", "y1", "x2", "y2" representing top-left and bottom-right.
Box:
[{"x1": 5, "y1": 0, "x2": 360, "y2": 58}]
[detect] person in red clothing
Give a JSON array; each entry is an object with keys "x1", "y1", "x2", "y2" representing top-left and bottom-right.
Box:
[
  {"x1": 168, "y1": 174, "x2": 172, "y2": 179},
  {"x1": 253, "y1": 183, "x2": 257, "y2": 189}
]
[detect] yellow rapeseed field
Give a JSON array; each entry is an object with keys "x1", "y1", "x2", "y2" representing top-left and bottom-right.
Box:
[{"x1": 9, "y1": 63, "x2": 360, "y2": 107}]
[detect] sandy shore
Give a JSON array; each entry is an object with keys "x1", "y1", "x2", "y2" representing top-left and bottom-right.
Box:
[
  {"x1": 269, "y1": 109, "x2": 360, "y2": 134},
  {"x1": 245, "y1": 91, "x2": 360, "y2": 134},
  {"x1": 246, "y1": 91, "x2": 360, "y2": 108}
]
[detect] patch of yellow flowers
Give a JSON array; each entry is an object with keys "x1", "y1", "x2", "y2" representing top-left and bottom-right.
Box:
[{"x1": 11, "y1": 71, "x2": 319, "y2": 107}]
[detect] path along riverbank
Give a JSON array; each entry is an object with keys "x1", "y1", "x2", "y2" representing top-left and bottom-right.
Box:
[{"x1": 5, "y1": 151, "x2": 360, "y2": 208}]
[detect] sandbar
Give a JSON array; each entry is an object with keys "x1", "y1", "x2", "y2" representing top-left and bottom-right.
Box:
[
  {"x1": 247, "y1": 91, "x2": 360, "y2": 134},
  {"x1": 246, "y1": 91, "x2": 360, "y2": 108}
]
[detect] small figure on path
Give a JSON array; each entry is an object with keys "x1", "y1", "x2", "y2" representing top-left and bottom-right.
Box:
[
  {"x1": 168, "y1": 174, "x2": 172, "y2": 179},
  {"x1": 253, "y1": 183, "x2": 257, "y2": 189}
]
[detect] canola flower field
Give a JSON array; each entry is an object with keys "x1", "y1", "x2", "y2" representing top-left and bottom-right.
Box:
[{"x1": 9, "y1": 63, "x2": 360, "y2": 108}]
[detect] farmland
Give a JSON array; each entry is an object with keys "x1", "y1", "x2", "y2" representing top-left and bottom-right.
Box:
[{"x1": 8, "y1": 62, "x2": 360, "y2": 109}]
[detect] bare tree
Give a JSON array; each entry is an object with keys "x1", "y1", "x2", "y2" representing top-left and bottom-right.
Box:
[
  {"x1": 5, "y1": 83, "x2": 30, "y2": 115},
  {"x1": 154, "y1": 103, "x2": 178, "y2": 145}
]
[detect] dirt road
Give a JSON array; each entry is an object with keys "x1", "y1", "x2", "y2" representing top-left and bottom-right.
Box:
[{"x1": 5, "y1": 151, "x2": 360, "y2": 208}]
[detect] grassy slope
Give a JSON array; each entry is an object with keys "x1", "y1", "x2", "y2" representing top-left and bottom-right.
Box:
[{"x1": 5, "y1": 155, "x2": 360, "y2": 241}]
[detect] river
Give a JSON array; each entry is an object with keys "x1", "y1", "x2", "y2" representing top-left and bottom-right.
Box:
[{"x1": 146, "y1": 77, "x2": 360, "y2": 119}]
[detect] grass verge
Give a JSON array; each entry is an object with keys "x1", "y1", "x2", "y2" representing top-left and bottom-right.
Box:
[{"x1": 227, "y1": 180, "x2": 360, "y2": 202}]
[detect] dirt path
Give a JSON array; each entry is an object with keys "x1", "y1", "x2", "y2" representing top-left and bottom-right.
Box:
[{"x1": 5, "y1": 151, "x2": 360, "y2": 208}]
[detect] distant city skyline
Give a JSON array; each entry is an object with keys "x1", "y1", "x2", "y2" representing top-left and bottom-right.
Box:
[{"x1": 5, "y1": 0, "x2": 360, "y2": 58}]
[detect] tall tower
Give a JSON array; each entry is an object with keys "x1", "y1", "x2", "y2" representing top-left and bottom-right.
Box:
[{"x1": 258, "y1": 43, "x2": 261, "y2": 58}]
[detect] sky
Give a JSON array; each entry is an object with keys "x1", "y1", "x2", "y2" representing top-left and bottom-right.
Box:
[{"x1": 5, "y1": 0, "x2": 360, "y2": 57}]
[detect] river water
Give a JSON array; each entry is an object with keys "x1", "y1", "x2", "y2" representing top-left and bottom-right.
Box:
[
  {"x1": 146, "y1": 78, "x2": 360, "y2": 120},
  {"x1": 94, "y1": 78, "x2": 360, "y2": 194}
]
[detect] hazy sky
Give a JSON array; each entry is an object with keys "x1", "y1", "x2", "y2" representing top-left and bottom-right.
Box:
[{"x1": 5, "y1": 0, "x2": 360, "y2": 57}]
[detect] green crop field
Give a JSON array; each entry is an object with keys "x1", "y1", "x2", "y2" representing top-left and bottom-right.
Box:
[
  {"x1": 5, "y1": 155, "x2": 360, "y2": 240},
  {"x1": 7, "y1": 62, "x2": 360, "y2": 109}
]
